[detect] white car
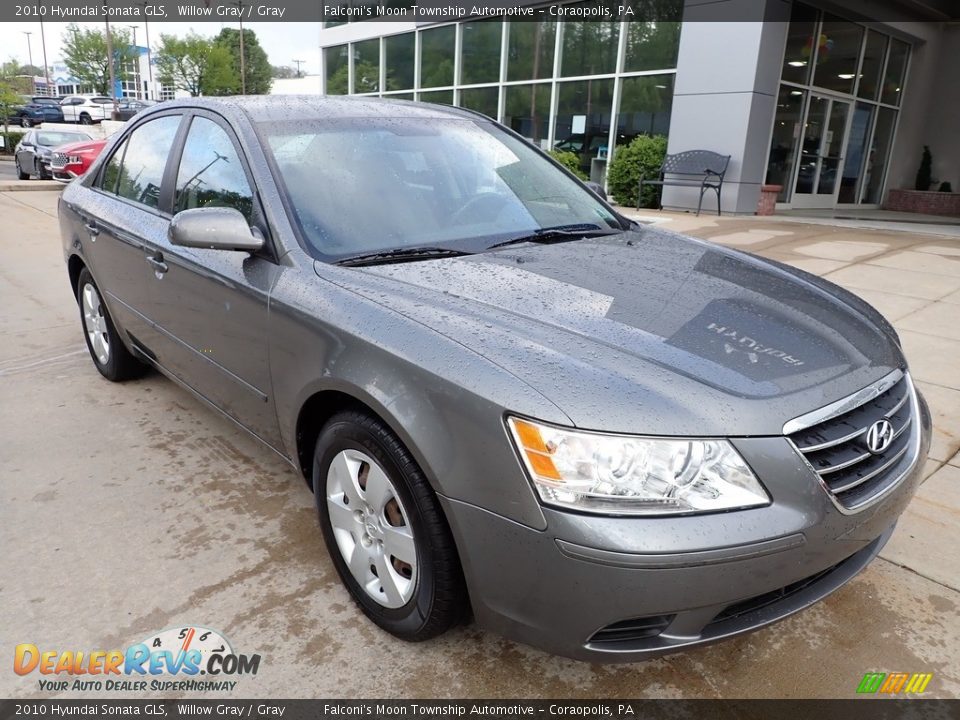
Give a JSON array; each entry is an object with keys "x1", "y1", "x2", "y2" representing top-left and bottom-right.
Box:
[{"x1": 59, "y1": 95, "x2": 114, "y2": 125}]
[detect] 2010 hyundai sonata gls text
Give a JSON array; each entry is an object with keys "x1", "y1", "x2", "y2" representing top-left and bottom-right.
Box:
[{"x1": 58, "y1": 97, "x2": 931, "y2": 661}]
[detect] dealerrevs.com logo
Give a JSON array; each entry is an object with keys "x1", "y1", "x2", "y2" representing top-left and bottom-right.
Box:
[
  {"x1": 14, "y1": 626, "x2": 261, "y2": 693},
  {"x1": 857, "y1": 672, "x2": 933, "y2": 695}
]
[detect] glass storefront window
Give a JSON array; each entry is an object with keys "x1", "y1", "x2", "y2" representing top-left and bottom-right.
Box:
[
  {"x1": 780, "y1": 2, "x2": 817, "y2": 85},
  {"x1": 624, "y1": 22, "x2": 681, "y2": 73},
  {"x1": 857, "y1": 30, "x2": 887, "y2": 101},
  {"x1": 383, "y1": 92, "x2": 414, "y2": 101},
  {"x1": 384, "y1": 33, "x2": 415, "y2": 91},
  {"x1": 459, "y1": 86, "x2": 499, "y2": 119},
  {"x1": 506, "y1": 21, "x2": 556, "y2": 81},
  {"x1": 354, "y1": 39, "x2": 380, "y2": 93},
  {"x1": 461, "y1": 20, "x2": 502, "y2": 85},
  {"x1": 554, "y1": 78, "x2": 615, "y2": 175},
  {"x1": 420, "y1": 25, "x2": 455, "y2": 88},
  {"x1": 325, "y1": 45, "x2": 349, "y2": 95},
  {"x1": 881, "y1": 39, "x2": 909, "y2": 106},
  {"x1": 560, "y1": 9, "x2": 619, "y2": 77},
  {"x1": 617, "y1": 75, "x2": 674, "y2": 140},
  {"x1": 419, "y1": 89, "x2": 453, "y2": 105},
  {"x1": 839, "y1": 102, "x2": 873, "y2": 203},
  {"x1": 765, "y1": 86, "x2": 806, "y2": 202},
  {"x1": 504, "y1": 83, "x2": 551, "y2": 149},
  {"x1": 812, "y1": 15, "x2": 864, "y2": 94},
  {"x1": 863, "y1": 107, "x2": 896, "y2": 203}
]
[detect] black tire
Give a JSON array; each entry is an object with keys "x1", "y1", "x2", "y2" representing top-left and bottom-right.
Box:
[
  {"x1": 76, "y1": 268, "x2": 148, "y2": 382},
  {"x1": 34, "y1": 159, "x2": 49, "y2": 181},
  {"x1": 314, "y1": 410, "x2": 468, "y2": 641},
  {"x1": 79, "y1": 113, "x2": 92, "y2": 125},
  {"x1": 21, "y1": 115, "x2": 33, "y2": 128},
  {"x1": 15, "y1": 158, "x2": 29, "y2": 180}
]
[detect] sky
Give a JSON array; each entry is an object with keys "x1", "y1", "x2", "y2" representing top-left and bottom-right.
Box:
[{"x1": 0, "y1": 21, "x2": 324, "y2": 77}]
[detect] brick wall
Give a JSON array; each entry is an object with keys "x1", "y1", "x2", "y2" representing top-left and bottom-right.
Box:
[{"x1": 885, "y1": 189, "x2": 960, "y2": 217}]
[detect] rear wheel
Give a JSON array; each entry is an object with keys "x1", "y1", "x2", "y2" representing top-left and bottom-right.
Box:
[
  {"x1": 76, "y1": 268, "x2": 148, "y2": 381},
  {"x1": 79, "y1": 113, "x2": 92, "y2": 125},
  {"x1": 21, "y1": 115, "x2": 33, "y2": 128},
  {"x1": 314, "y1": 411, "x2": 468, "y2": 641}
]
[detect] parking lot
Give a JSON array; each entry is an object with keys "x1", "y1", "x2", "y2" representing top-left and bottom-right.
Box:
[{"x1": 2, "y1": 188, "x2": 958, "y2": 699}]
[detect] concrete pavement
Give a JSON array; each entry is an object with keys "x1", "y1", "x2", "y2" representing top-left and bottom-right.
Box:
[{"x1": 2, "y1": 192, "x2": 958, "y2": 699}]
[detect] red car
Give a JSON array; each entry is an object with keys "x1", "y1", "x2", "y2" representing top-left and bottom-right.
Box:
[{"x1": 49, "y1": 138, "x2": 108, "y2": 182}]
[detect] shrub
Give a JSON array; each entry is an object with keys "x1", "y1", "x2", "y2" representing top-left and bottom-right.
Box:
[
  {"x1": 1, "y1": 129, "x2": 25, "y2": 155},
  {"x1": 915, "y1": 145, "x2": 932, "y2": 191},
  {"x1": 607, "y1": 134, "x2": 668, "y2": 207},
  {"x1": 548, "y1": 149, "x2": 588, "y2": 181},
  {"x1": 939, "y1": 181, "x2": 953, "y2": 193}
]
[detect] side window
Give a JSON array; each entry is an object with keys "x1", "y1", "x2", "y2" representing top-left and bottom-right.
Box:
[
  {"x1": 114, "y1": 115, "x2": 181, "y2": 209},
  {"x1": 100, "y1": 138, "x2": 128, "y2": 194},
  {"x1": 174, "y1": 116, "x2": 254, "y2": 222}
]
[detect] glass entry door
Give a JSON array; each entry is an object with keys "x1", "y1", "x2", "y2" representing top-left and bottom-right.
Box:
[{"x1": 792, "y1": 94, "x2": 851, "y2": 208}]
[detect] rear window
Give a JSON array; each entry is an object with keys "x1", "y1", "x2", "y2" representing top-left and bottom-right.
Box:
[{"x1": 93, "y1": 97, "x2": 113, "y2": 105}]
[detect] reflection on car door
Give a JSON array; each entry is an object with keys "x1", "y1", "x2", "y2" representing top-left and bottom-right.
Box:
[
  {"x1": 143, "y1": 112, "x2": 281, "y2": 448},
  {"x1": 77, "y1": 115, "x2": 183, "y2": 349}
]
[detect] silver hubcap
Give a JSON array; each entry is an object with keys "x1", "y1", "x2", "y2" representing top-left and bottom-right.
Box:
[
  {"x1": 326, "y1": 449, "x2": 417, "y2": 608},
  {"x1": 81, "y1": 283, "x2": 110, "y2": 366}
]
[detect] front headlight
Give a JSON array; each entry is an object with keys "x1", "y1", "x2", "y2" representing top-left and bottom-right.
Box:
[{"x1": 507, "y1": 417, "x2": 770, "y2": 516}]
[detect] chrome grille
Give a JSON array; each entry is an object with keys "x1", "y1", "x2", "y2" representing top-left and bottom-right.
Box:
[
  {"x1": 789, "y1": 372, "x2": 915, "y2": 512},
  {"x1": 51, "y1": 152, "x2": 69, "y2": 170}
]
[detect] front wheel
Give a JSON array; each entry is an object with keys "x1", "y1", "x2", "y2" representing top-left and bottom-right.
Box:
[
  {"x1": 314, "y1": 411, "x2": 468, "y2": 641},
  {"x1": 76, "y1": 268, "x2": 148, "y2": 381},
  {"x1": 21, "y1": 116, "x2": 33, "y2": 128},
  {"x1": 15, "y1": 158, "x2": 29, "y2": 180}
]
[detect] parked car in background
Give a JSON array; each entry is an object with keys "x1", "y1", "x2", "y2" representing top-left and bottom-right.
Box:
[
  {"x1": 49, "y1": 138, "x2": 108, "y2": 182},
  {"x1": 15, "y1": 129, "x2": 93, "y2": 180},
  {"x1": 60, "y1": 95, "x2": 114, "y2": 125},
  {"x1": 115, "y1": 99, "x2": 157, "y2": 121},
  {"x1": 8, "y1": 95, "x2": 64, "y2": 127},
  {"x1": 59, "y1": 97, "x2": 930, "y2": 662}
]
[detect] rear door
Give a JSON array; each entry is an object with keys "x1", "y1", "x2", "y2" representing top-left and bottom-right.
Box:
[
  {"x1": 78, "y1": 113, "x2": 184, "y2": 351},
  {"x1": 60, "y1": 97, "x2": 80, "y2": 123},
  {"x1": 140, "y1": 111, "x2": 281, "y2": 447}
]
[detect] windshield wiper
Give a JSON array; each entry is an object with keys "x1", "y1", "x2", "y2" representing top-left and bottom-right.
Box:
[
  {"x1": 336, "y1": 246, "x2": 473, "y2": 267},
  {"x1": 486, "y1": 224, "x2": 623, "y2": 250}
]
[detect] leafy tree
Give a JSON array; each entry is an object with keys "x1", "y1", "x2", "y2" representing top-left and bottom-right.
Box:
[
  {"x1": 271, "y1": 64, "x2": 296, "y2": 79},
  {"x1": 61, "y1": 24, "x2": 137, "y2": 96},
  {"x1": 326, "y1": 61, "x2": 379, "y2": 95},
  {"x1": 607, "y1": 134, "x2": 668, "y2": 207},
  {"x1": 549, "y1": 150, "x2": 589, "y2": 181},
  {"x1": 156, "y1": 33, "x2": 236, "y2": 97},
  {"x1": 0, "y1": 63, "x2": 24, "y2": 151},
  {"x1": 213, "y1": 28, "x2": 272, "y2": 95}
]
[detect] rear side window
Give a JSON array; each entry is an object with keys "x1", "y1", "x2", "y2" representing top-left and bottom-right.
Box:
[
  {"x1": 174, "y1": 116, "x2": 254, "y2": 222},
  {"x1": 111, "y1": 115, "x2": 181, "y2": 209},
  {"x1": 100, "y1": 139, "x2": 128, "y2": 194}
]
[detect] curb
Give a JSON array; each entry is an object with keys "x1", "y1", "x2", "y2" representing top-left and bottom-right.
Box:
[{"x1": 0, "y1": 181, "x2": 64, "y2": 192}]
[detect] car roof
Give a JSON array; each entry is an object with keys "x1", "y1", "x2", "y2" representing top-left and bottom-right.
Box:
[{"x1": 147, "y1": 95, "x2": 485, "y2": 124}]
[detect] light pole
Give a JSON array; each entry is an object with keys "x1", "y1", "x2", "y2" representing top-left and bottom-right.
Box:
[
  {"x1": 234, "y1": 1, "x2": 246, "y2": 94},
  {"x1": 128, "y1": 25, "x2": 139, "y2": 98},
  {"x1": 103, "y1": 6, "x2": 118, "y2": 114},
  {"x1": 140, "y1": 2, "x2": 153, "y2": 98},
  {"x1": 23, "y1": 31, "x2": 34, "y2": 70},
  {"x1": 292, "y1": 59, "x2": 305, "y2": 78},
  {"x1": 40, "y1": 14, "x2": 51, "y2": 95}
]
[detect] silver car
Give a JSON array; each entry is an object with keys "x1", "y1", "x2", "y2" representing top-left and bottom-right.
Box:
[{"x1": 58, "y1": 97, "x2": 931, "y2": 661}]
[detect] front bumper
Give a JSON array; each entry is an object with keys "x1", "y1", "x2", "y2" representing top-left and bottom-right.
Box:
[{"x1": 441, "y1": 391, "x2": 931, "y2": 662}]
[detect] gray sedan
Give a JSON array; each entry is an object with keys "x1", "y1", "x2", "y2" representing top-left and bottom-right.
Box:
[{"x1": 58, "y1": 97, "x2": 930, "y2": 661}]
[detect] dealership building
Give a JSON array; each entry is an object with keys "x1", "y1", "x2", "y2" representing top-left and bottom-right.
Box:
[{"x1": 317, "y1": 0, "x2": 958, "y2": 214}]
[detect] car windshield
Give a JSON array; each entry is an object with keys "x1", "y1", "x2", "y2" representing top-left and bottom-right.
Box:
[
  {"x1": 36, "y1": 131, "x2": 92, "y2": 147},
  {"x1": 259, "y1": 116, "x2": 621, "y2": 261}
]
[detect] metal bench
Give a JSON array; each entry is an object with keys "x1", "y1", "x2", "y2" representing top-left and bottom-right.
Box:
[{"x1": 638, "y1": 150, "x2": 731, "y2": 216}]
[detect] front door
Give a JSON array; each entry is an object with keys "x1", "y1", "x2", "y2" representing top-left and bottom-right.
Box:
[{"x1": 791, "y1": 94, "x2": 852, "y2": 208}]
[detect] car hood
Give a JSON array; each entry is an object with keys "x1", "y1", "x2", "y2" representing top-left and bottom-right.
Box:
[
  {"x1": 321, "y1": 227, "x2": 904, "y2": 436},
  {"x1": 53, "y1": 139, "x2": 104, "y2": 155}
]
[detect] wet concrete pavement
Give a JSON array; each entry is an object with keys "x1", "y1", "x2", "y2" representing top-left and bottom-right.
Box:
[{"x1": 2, "y1": 191, "x2": 958, "y2": 699}]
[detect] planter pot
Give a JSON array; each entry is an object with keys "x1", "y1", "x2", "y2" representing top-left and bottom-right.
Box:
[
  {"x1": 756, "y1": 185, "x2": 782, "y2": 216},
  {"x1": 885, "y1": 188, "x2": 960, "y2": 217}
]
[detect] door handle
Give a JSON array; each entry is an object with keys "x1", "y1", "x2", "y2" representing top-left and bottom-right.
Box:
[
  {"x1": 146, "y1": 253, "x2": 168, "y2": 276},
  {"x1": 84, "y1": 222, "x2": 100, "y2": 239}
]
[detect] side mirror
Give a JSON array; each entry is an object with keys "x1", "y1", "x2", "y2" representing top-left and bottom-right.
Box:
[
  {"x1": 585, "y1": 181, "x2": 607, "y2": 201},
  {"x1": 169, "y1": 207, "x2": 263, "y2": 252}
]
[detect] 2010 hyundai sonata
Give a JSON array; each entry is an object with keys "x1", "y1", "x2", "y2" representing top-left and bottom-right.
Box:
[{"x1": 58, "y1": 97, "x2": 931, "y2": 661}]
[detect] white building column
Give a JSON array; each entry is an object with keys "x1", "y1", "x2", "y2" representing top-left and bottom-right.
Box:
[{"x1": 661, "y1": 0, "x2": 791, "y2": 215}]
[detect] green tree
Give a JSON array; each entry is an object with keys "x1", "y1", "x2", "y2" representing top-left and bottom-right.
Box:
[
  {"x1": 271, "y1": 64, "x2": 296, "y2": 79},
  {"x1": 155, "y1": 33, "x2": 236, "y2": 97},
  {"x1": 61, "y1": 24, "x2": 137, "y2": 95},
  {"x1": 0, "y1": 63, "x2": 24, "y2": 150},
  {"x1": 213, "y1": 28, "x2": 272, "y2": 95}
]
